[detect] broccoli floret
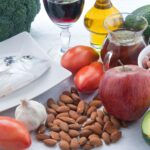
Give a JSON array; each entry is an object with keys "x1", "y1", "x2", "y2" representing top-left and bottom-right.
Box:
[{"x1": 0, "y1": 0, "x2": 40, "y2": 41}]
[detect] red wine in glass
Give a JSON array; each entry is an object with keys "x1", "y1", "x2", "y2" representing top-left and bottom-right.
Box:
[{"x1": 43, "y1": 0, "x2": 84, "y2": 25}]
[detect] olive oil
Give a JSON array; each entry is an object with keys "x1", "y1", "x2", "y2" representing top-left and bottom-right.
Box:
[{"x1": 84, "y1": 0, "x2": 120, "y2": 49}]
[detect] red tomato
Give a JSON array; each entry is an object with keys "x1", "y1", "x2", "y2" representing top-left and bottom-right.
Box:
[
  {"x1": 61, "y1": 45, "x2": 99, "y2": 74},
  {"x1": 74, "y1": 62, "x2": 104, "y2": 92},
  {"x1": 0, "y1": 117, "x2": 31, "y2": 150}
]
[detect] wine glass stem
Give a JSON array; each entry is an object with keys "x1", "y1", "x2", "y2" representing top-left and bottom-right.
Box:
[{"x1": 60, "y1": 28, "x2": 71, "y2": 53}]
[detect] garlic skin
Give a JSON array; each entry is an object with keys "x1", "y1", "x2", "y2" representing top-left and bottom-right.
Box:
[{"x1": 15, "y1": 100, "x2": 47, "y2": 132}]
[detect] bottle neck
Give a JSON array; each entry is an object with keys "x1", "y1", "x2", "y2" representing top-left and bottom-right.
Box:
[{"x1": 94, "y1": 0, "x2": 112, "y2": 9}]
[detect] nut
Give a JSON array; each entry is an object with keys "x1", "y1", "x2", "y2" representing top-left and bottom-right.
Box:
[
  {"x1": 68, "y1": 123, "x2": 81, "y2": 130},
  {"x1": 60, "y1": 94, "x2": 73, "y2": 104},
  {"x1": 36, "y1": 134, "x2": 49, "y2": 141},
  {"x1": 58, "y1": 101, "x2": 66, "y2": 106},
  {"x1": 67, "y1": 104, "x2": 77, "y2": 111},
  {"x1": 97, "y1": 111, "x2": 104, "y2": 119},
  {"x1": 110, "y1": 130, "x2": 122, "y2": 143},
  {"x1": 102, "y1": 132, "x2": 111, "y2": 144},
  {"x1": 89, "y1": 100, "x2": 102, "y2": 108},
  {"x1": 62, "y1": 91, "x2": 71, "y2": 97},
  {"x1": 58, "y1": 117, "x2": 76, "y2": 124},
  {"x1": 53, "y1": 119, "x2": 64, "y2": 126},
  {"x1": 50, "y1": 104, "x2": 59, "y2": 111},
  {"x1": 56, "y1": 106, "x2": 70, "y2": 113},
  {"x1": 89, "y1": 123, "x2": 102, "y2": 135},
  {"x1": 47, "y1": 114, "x2": 55, "y2": 124},
  {"x1": 71, "y1": 93, "x2": 80, "y2": 104},
  {"x1": 103, "y1": 115, "x2": 110, "y2": 123},
  {"x1": 87, "y1": 106, "x2": 96, "y2": 116},
  {"x1": 60, "y1": 131, "x2": 71, "y2": 143},
  {"x1": 103, "y1": 121, "x2": 117, "y2": 134},
  {"x1": 69, "y1": 110, "x2": 79, "y2": 120},
  {"x1": 56, "y1": 112, "x2": 69, "y2": 118},
  {"x1": 83, "y1": 120, "x2": 95, "y2": 127},
  {"x1": 90, "y1": 112, "x2": 97, "y2": 120},
  {"x1": 43, "y1": 139, "x2": 57, "y2": 146},
  {"x1": 82, "y1": 142, "x2": 93, "y2": 150},
  {"x1": 79, "y1": 137, "x2": 87, "y2": 146},
  {"x1": 71, "y1": 87, "x2": 79, "y2": 95},
  {"x1": 47, "y1": 98, "x2": 55, "y2": 107},
  {"x1": 96, "y1": 117, "x2": 104, "y2": 125},
  {"x1": 89, "y1": 136, "x2": 102, "y2": 147},
  {"x1": 47, "y1": 108, "x2": 57, "y2": 115},
  {"x1": 80, "y1": 129, "x2": 92, "y2": 137},
  {"x1": 77, "y1": 100, "x2": 85, "y2": 114},
  {"x1": 70, "y1": 138, "x2": 79, "y2": 150},
  {"x1": 50, "y1": 124, "x2": 61, "y2": 132},
  {"x1": 59, "y1": 140, "x2": 70, "y2": 150},
  {"x1": 110, "y1": 116, "x2": 121, "y2": 129},
  {"x1": 50, "y1": 131, "x2": 60, "y2": 141},
  {"x1": 37, "y1": 124, "x2": 46, "y2": 134},
  {"x1": 76, "y1": 116, "x2": 87, "y2": 124},
  {"x1": 69, "y1": 130, "x2": 80, "y2": 138},
  {"x1": 59, "y1": 121, "x2": 69, "y2": 132}
]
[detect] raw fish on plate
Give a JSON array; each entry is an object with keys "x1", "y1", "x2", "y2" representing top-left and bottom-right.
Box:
[{"x1": 0, "y1": 55, "x2": 50, "y2": 98}]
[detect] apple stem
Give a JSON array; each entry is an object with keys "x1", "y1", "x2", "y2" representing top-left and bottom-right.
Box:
[{"x1": 118, "y1": 60, "x2": 126, "y2": 72}]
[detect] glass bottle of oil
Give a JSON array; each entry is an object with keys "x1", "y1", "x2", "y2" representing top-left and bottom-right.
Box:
[{"x1": 84, "y1": 0, "x2": 120, "y2": 50}]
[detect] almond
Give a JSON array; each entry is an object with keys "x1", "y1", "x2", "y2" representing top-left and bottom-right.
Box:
[
  {"x1": 103, "y1": 121, "x2": 117, "y2": 134},
  {"x1": 47, "y1": 98, "x2": 56, "y2": 107},
  {"x1": 47, "y1": 114, "x2": 55, "y2": 124},
  {"x1": 56, "y1": 112, "x2": 69, "y2": 118},
  {"x1": 56, "y1": 106, "x2": 70, "y2": 113},
  {"x1": 67, "y1": 104, "x2": 77, "y2": 111},
  {"x1": 76, "y1": 116, "x2": 87, "y2": 124},
  {"x1": 36, "y1": 134, "x2": 49, "y2": 141},
  {"x1": 37, "y1": 124, "x2": 46, "y2": 134},
  {"x1": 62, "y1": 91, "x2": 71, "y2": 97},
  {"x1": 69, "y1": 123, "x2": 81, "y2": 130},
  {"x1": 83, "y1": 120, "x2": 95, "y2": 127},
  {"x1": 46, "y1": 108, "x2": 57, "y2": 115},
  {"x1": 60, "y1": 131, "x2": 71, "y2": 143},
  {"x1": 90, "y1": 123, "x2": 102, "y2": 135},
  {"x1": 82, "y1": 142, "x2": 93, "y2": 150},
  {"x1": 102, "y1": 132, "x2": 111, "y2": 144},
  {"x1": 70, "y1": 138, "x2": 79, "y2": 150},
  {"x1": 77, "y1": 100, "x2": 85, "y2": 114},
  {"x1": 69, "y1": 130, "x2": 80, "y2": 138},
  {"x1": 96, "y1": 117, "x2": 104, "y2": 125},
  {"x1": 84, "y1": 102, "x2": 90, "y2": 115},
  {"x1": 103, "y1": 115, "x2": 110, "y2": 123},
  {"x1": 90, "y1": 112, "x2": 97, "y2": 120},
  {"x1": 69, "y1": 110, "x2": 79, "y2": 120},
  {"x1": 50, "y1": 131, "x2": 60, "y2": 141},
  {"x1": 89, "y1": 136, "x2": 102, "y2": 147},
  {"x1": 110, "y1": 130, "x2": 122, "y2": 143},
  {"x1": 87, "y1": 106, "x2": 96, "y2": 116},
  {"x1": 88, "y1": 134, "x2": 99, "y2": 139},
  {"x1": 89, "y1": 100, "x2": 102, "y2": 108},
  {"x1": 71, "y1": 93, "x2": 80, "y2": 104},
  {"x1": 43, "y1": 139, "x2": 57, "y2": 146},
  {"x1": 50, "y1": 104, "x2": 59, "y2": 111},
  {"x1": 53, "y1": 119, "x2": 64, "y2": 126},
  {"x1": 110, "y1": 116, "x2": 121, "y2": 129},
  {"x1": 71, "y1": 87, "x2": 79, "y2": 95},
  {"x1": 59, "y1": 140, "x2": 70, "y2": 150},
  {"x1": 50, "y1": 124, "x2": 61, "y2": 132},
  {"x1": 58, "y1": 101, "x2": 66, "y2": 106},
  {"x1": 58, "y1": 117, "x2": 75, "y2": 124},
  {"x1": 80, "y1": 129, "x2": 92, "y2": 137},
  {"x1": 97, "y1": 111, "x2": 104, "y2": 119},
  {"x1": 79, "y1": 137, "x2": 87, "y2": 146},
  {"x1": 60, "y1": 94, "x2": 73, "y2": 104},
  {"x1": 59, "y1": 121, "x2": 69, "y2": 132}
]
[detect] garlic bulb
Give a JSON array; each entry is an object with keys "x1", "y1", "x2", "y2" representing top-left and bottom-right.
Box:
[{"x1": 15, "y1": 100, "x2": 47, "y2": 132}]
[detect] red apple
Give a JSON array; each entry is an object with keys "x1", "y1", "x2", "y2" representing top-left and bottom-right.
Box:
[{"x1": 99, "y1": 65, "x2": 150, "y2": 121}]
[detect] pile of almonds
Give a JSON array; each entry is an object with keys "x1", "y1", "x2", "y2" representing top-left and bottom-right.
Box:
[{"x1": 36, "y1": 87, "x2": 127, "y2": 150}]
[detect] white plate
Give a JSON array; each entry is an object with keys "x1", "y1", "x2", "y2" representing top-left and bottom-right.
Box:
[{"x1": 0, "y1": 32, "x2": 70, "y2": 112}]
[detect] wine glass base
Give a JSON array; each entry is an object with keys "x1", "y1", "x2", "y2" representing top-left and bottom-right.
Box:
[{"x1": 48, "y1": 45, "x2": 66, "y2": 64}]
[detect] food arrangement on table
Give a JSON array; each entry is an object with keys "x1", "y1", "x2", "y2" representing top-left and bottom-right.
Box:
[{"x1": 1, "y1": 0, "x2": 150, "y2": 150}]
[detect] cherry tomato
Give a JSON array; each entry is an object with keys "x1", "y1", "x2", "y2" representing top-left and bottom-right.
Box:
[
  {"x1": 0, "y1": 117, "x2": 31, "y2": 150},
  {"x1": 61, "y1": 45, "x2": 99, "y2": 74},
  {"x1": 74, "y1": 62, "x2": 104, "y2": 93}
]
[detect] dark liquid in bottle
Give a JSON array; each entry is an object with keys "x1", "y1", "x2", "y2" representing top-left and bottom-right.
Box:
[
  {"x1": 43, "y1": 0, "x2": 84, "y2": 23},
  {"x1": 101, "y1": 30, "x2": 146, "y2": 68}
]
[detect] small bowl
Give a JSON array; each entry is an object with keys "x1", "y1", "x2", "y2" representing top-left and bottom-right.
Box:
[{"x1": 138, "y1": 45, "x2": 150, "y2": 68}]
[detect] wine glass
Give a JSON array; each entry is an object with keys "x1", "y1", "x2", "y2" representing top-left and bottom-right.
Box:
[{"x1": 43, "y1": 0, "x2": 84, "y2": 59}]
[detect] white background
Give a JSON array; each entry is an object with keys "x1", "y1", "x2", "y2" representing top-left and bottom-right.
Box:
[{"x1": 31, "y1": 0, "x2": 150, "y2": 52}]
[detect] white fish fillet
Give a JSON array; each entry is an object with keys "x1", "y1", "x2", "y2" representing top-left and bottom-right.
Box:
[{"x1": 0, "y1": 55, "x2": 50, "y2": 98}]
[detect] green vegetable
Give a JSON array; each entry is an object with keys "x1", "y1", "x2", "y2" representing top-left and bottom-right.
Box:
[
  {"x1": 0, "y1": 0, "x2": 40, "y2": 41},
  {"x1": 132, "y1": 5, "x2": 150, "y2": 38},
  {"x1": 142, "y1": 110, "x2": 150, "y2": 144}
]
